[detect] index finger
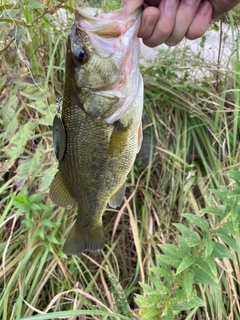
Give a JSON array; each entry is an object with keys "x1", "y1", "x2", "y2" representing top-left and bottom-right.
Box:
[{"x1": 123, "y1": 0, "x2": 144, "y2": 17}]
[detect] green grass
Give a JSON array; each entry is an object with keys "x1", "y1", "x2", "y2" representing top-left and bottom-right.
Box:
[{"x1": 0, "y1": 1, "x2": 240, "y2": 319}]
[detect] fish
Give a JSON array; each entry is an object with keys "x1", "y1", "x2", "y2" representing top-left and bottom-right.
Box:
[{"x1": 50, "y1": 6, "x2": 143, "y2": 255}]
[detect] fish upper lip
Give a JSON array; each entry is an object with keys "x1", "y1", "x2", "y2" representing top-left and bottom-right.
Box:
[{"x1": 75, "y1": 7, "x2": 143, "y2": 23}]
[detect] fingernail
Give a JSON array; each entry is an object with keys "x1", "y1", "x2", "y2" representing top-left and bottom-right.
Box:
[
  {"x1": 185, "y1": 0, "x2": 198, "y2": 6},
  {"x1": 199, "y1": 1, "x2": 212, "y2": 14},
  {"x1": 185, "y1": 0, "x2": 199, "y2": 4},
  {"x1": 163, "y1": 0, "x2": 178, "y2": 16}
]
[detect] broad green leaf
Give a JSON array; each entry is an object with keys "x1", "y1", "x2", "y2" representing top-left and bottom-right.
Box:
[
  {"x1": 193, "y1": 268, "x2": 219, "y2": 288},
  {"x1": 139, "y1": 307, "x2": 160, "y2": 319},
  {"x1": 210, "y1": 189, "x2": 230, "y2": 204},
  {"x1": 160, "y1": 244, "x2": 185, "y2": 259},
  {"x1": 173, "y1": 296, "x2": 205, "y2": 311},
  {"x1": 20, "y1": 87, "x2": 46, "y2": 101},
  {"x1": 184, "y1": 237, "x2": 202, "y2": 247},
  {"x1": 196, "y1": 260, "x2": 216, "y2": 280},
  {"x1": 176, "y1": 256, "x2": 196, "y2": 274},
  {"x1": 148, "y1": 275, "x2": 167, "y2": 292},
  {"x1": 211, "y1": 243, "x2": 235, "y2": 260},
  {"x1": 228, "y1": 170, "x2": 240, "y2": 185},
  {"x1": 204, "y1": 256, "x2": 217, "y2": 277},
  {"x1": 201, "y1": 206, "x2": 224, "y2": 216},
  {"x1": 231, "y1": 204, "x2": 240, "y2": 220},
  {"x1": 140, "y1": 283, "x2": 154, "y2": 294},
  {"x1": 157, "y1": 253, "x2": 181, "y2": 269},
  {"x1": 173, "y1": 223, "x2": 201, "y2": 241},
  {"x1": 205, "y1": 239, "x2": 215, "y2": 256},
  {"x1": 182, "y1": 213, "x2": 209, "y2": 232},
  {"x1": 183, "y1": 271, "x2": 194, "y2": 298},
  {"x1": 219, "y1": 234, "x2": 240, "y2": 254},
  {"x1": 179, "y1": 236, "x2": 191, "y2": 254},
  {"x1": 228, "y1": 188, "x2": 240, "y2": 198},
  {"x1": 150, "y1": 266, "x2": 173, "y2": 281}
]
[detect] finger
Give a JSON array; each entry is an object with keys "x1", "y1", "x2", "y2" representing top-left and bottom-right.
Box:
[
  {"x1": 138, "y1": 7, "x2": 160, "y2": 39},
  {"x1": 165, "y1": 0, "x2": 201, "y2": 46},
  {"x1": 142, "y1": 0, "x2": 179, "y2": 48},
  {"x1": 123, "y1": 0, "x2": 144, "y2": 17},
  {"x1": 211, "y1": 0, "x2": 240, "y2": 20},
  {"x1": 186, "y1": 1, "x2": 212, "y2": 40}
]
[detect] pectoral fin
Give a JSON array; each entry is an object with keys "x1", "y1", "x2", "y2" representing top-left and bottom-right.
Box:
[
  {"x1": 108, "y1": 181, "x2": 126, "y2": 209},
  {"x1": 137, "y1": 121, "x2": 143, "y2": 153},
  {"x1": 49, "y1": 171, "x2": 76, "y2": 209}
]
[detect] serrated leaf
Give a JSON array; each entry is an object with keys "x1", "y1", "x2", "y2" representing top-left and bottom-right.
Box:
[
  {"x1": 176, "y1": 256, "x2": 196, "y2": 274},
  {"x1": 182, "y1": 213, "x2": 209, "y2": 232},
  {"x1": 183, "y1": 271, "x2": 194, "y2": 298},
  {"x1": 211, "y1": 243, "x2": 235, "y2": 260},
  {"x1": 139, "y1": 307, "x2": 160, "y2": 319},
  {"x1": 205, "y1": 239, "x2": 215, "y2": 256},
  {"x1": 140, "y1": 283, "x2": 154, "y2": 294},
  {"x1": 219, "y1": 234, "x2": 240, "y2": 254},
  {"x1": 193, "y1": 268, "x2": 219, "y2": 288}
]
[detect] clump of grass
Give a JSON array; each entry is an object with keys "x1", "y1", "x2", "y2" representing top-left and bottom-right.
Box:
[{"x1": 0, "y1": 1, "x2": 240, "y2": 319}]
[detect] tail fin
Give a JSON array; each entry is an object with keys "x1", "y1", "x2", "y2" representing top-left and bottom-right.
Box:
[{"x1": 63, "y1": 223, "x2": 105, "y2": 256}]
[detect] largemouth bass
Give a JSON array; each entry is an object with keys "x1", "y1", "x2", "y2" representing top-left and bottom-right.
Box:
[{"x1": 50, "y1": 6, "x2": 143, "y2": 255}]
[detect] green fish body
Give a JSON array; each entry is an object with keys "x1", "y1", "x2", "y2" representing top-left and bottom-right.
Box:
[{"x1": 50, "y1": 7, "x2": 143, "y2": 255}]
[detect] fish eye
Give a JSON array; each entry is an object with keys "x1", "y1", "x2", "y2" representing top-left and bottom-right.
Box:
[{"x1": 73, "y1": 46, "x2": 89, "y2": 64}]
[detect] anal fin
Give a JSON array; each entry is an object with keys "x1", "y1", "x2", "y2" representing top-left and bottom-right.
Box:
[
  {"x1": 108, "y1": 181, "x2": 126, "y2": 209},
  {"x1": 50, "y1": 171, "x2": 76, "y2": 209}
]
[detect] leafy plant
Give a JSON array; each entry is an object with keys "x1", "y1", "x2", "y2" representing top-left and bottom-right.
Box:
[{"x1": 135, "y1": 170, "x2": 240, "y2": 319}]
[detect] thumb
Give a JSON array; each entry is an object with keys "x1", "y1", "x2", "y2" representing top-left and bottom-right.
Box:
[{"x1": 123, "y1": 0, "x2": 144, "y2": 17}]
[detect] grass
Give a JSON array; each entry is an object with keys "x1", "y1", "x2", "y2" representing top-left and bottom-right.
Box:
[{"x1": 0, "y1": 0, "x2": 240, "y2": 319}]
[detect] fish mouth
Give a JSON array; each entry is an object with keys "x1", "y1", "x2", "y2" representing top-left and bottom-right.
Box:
[{"x1": 75, "y1": 6, "x2": 143, "y2": 38}]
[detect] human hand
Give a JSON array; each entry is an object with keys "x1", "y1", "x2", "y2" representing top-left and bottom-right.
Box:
[{"x1": 124, "y1": 0, "x2": 240, "y2": 47}]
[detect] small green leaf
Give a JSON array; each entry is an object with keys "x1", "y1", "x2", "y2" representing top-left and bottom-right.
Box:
[
  {"x1": 193, "y1": 268, "x2": 219, "y2": 288},
  {"x1": 196, "y1": 260, "x2": 216, "y2": 280},
  {"x1": 205, "y1": 239, "x2": 215, "y2": 256},
  {"x1": 139, "y1": 307, "x2": 160, "y2": 319},
  {"x1": 157, "y1": 253, "x2": 181, "y2": 269},
  {"x1": 184, "y1": 237, "x2": 202, "y2": 247},
  {"x1": 183, "y1": 271, "x2": 194, "y2": 298},
  {"x1": 205, "y1": 256, "x2": 217, "y2": 277},
  {"x1": 173, "y1": 296, "x2": 205, "y2": 311},
  {"x1": 201, "y1": 206, "x2": 224, "y2": 216},
  {"x1": 176, "y1": 256, "x2": 196, "y2": 274},
  {"x1": 160, "y1": 244, "x2": 185, "y2": 259},
  {"x1": 211, "y1": 243, "x2": 235, "y2": 260},
  {"x1": 228, "y1": 188, "x2": 240, "y2": 198},
  {"x1": 219, "y1": 234, "x2": 240, "y2": 254},
  {"x1": 173, "y1": 223, "x2": 201, "y2": 241},
  {"x1": 182, "y1": 213, "x2": 210, "y2": 232}
]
